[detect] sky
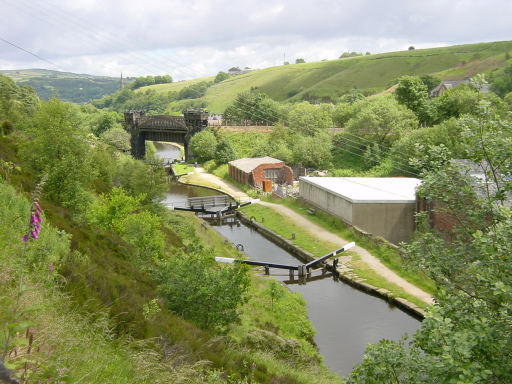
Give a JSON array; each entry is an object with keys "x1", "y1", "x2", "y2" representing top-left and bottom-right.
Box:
[{"x1": 0, "y1": 0, "x2": 511, "y2": 80}]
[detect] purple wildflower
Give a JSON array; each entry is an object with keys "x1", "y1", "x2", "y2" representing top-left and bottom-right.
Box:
[
  {"x1": 48, "y1": 263, "x2": 53, "y2": 273},
  {"x1": 22, "y1": 174, "x2": 46, "y2": 243}
]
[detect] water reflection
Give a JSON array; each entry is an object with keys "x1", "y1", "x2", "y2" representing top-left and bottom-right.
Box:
[{"x1": 212, "y1": 220, "x2": 419, "y2": 378}]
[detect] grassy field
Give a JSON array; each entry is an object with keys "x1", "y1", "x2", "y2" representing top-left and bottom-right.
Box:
[
  {"x1": 143, "y1": 76, "x2": 215, "y2": 94},
  {"x1": 140, "y1": 40, "x2": 512, "y2": 113}
]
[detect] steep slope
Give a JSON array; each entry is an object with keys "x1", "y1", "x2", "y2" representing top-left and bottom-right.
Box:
[
  {"x1": 0, "y1": 68, "x2": 132, "y2": 103},
  {"x1": 141, "y1": 40, "x2": 512, "y2": 113}
]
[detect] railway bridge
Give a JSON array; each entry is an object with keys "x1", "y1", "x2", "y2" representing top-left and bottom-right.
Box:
[{"x1": 124, "y1": 110, "x2": 208, "y2": 161}]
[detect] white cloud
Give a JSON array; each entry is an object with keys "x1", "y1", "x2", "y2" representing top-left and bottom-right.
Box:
[{"x1": 0, "y1": 0, "x2": 511, "y2": 78}]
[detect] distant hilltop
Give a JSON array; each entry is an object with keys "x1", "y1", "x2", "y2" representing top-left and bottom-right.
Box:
[
  {"x1": 138, "y1": 40, "x2": 512, "y2": 113},
  {"x1": 3, "y1": 40, "x2": 512, "y2": 109},
  {"x1": 0, "y1": 69, "x2": 134, "y2": 104}
]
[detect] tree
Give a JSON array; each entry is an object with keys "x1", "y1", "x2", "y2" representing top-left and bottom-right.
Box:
[
  {"x1": 419, "y1": 74, "x2": 441, "y2": 93},
  {"x1": 87, "y1": 187, "x2": 164, "y2": 262},
  {"x1": 490, "y1": 64, "x2": 512, "y2": 97},
  {"x1": 347, "y1": 103, "x2": 512, "y2": 383},
  {"x1": 177, "y1": 81, "x2": 211, "y2": 100},
  {"x1": 154, "y1": 74, "x2": 173, "y2": 84},
  {"x1": 395, "y1": 75, "x2": 429, "y2": 113},
  {"x1": 114, "y1": 155, "x2": 167, "y2": 203},
  {"x1": 339, "y1": 89, "x2": 365, "y2": 104},
  {"x1": 408, "y1": 46, "x2": 415, "y2": 50},
  {"x1": 339, "y1": 52, "x2": 363, "y2": 59},
  {"x1": 214, "y1": 71, "x2": 230, "y2": 83},
  {"x1": 92, "y1": 111, "x2": 120, "y2": 136},
  {"x1": 155, "y1": 243, "x2": 250, "y2": 332},
  {"x1": 100, "y1": 126, "x2": 131, "y2": 152},
  {"x1": 345, "y1": 96, "x2": 418, "y2": 146},
  {"x1": 292, "y1": 131, "x2": 332, "y2": 168},
  {"x1": 214, "y1": 138, "x2": 236, "y2": 164},
  {"x1": 223, "y1": 91, "x2": 281, "y2": 125},
  {"x1": 295, "y1": 58, "x2": 306, "y2": 64},
  {"x1": 287, "y1": 101, "x2": 333, "y2": 136},
  {"x1": 189, "y1": 129, "x2": 218, "y2": 162},
  {"x1": 437, "y1": 84, "x2": 479, "y2": 120},
  {"x1": 23, "y1": 98, "x2": 93, "y2": 211},
  {"x1": 504, "y1": 91, "x2": 512, "y2": 108}
]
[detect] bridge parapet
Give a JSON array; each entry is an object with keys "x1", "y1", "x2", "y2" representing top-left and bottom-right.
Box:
[{"x1": 138, "y1": 115, "x2": 187, "y2": 131}]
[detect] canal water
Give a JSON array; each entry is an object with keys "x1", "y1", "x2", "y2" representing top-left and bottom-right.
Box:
[{"x1": 155, "y1": 142, "x2": 420, "y2": 378}]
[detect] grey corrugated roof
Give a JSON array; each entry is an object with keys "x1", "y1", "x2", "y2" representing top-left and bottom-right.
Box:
[{"x1": 229, "y1": 156, "x2": 283, "y2": 173}]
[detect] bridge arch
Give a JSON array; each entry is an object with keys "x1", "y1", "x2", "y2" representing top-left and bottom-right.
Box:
[{"x1": 123, "y1": 110, "x2": 208, "y2": 161}]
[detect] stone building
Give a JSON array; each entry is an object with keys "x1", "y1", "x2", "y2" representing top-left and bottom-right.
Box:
[
  {"x1": 228, "y1": 156, "x2": 294, "y2": 188},
  {"x1": 430, "y1": 79, "x2": 490, "y2": 98}
]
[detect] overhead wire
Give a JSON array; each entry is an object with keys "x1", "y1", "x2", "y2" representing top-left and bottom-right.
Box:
[
  {"x1": 335, "y1": 129, "x2": 417, "y2": 166},
  {"x1": 332, "y1": 133, "x2": 419, "y2": 176},
  {"x1": 2, "y1": 0, "x2": 170, "y2": 76},
  {"x1": 5, "y1": 0, "x2": 210, "y2": 77},
  {"x1": 0, "y1": 36, "x2": 62, "y2": 70},
  {"x1": 3, "y1": 0, "x2": 425, "y2": 198},
  {"x1": 332, "y1": 136, "x2": 419, "y2": 177}
]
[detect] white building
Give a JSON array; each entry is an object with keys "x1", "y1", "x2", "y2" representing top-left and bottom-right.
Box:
[{"x1": 299, "y1": 177, "x2": 421, "y2": 244}]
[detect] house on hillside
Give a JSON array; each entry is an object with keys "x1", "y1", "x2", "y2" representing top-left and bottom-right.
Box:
[
  {"x1": 299, "y1": 177, "x2": 421, "y2": 244},
  {"x1": 228, "y1": 157, "x2": 294, "y2": 189},
  {"x1": 430, "y1": 79, "x2": 490, "y2": 98}
]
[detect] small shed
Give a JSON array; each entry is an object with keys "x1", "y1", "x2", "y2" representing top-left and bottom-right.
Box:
[
  {"x1": 228, "y1": 156, "x2": 294, "y2": 188},
  {"x1": 299, "y1": 177, "x2": 421, "y2": 244}
]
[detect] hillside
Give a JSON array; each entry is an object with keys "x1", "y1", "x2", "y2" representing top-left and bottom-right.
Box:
[
  {"x1": 140, "y1": 40, "x2": 512, "y2": 113},
  {"x1": 0, "y1": 68, "x2": 132, "y2": 104}
]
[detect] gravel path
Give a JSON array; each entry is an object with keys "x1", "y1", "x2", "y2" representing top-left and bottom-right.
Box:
[
  {"x1": 258, "y1": 201, "x2": 434, "y2": 305},
  {"x1": 183, "y1": 168, "x2": 434, "y2": 305}
]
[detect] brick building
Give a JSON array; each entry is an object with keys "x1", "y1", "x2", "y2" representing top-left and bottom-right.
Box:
[{"x1": 228, "y1": 156, "x2": 294, "y2": 188}]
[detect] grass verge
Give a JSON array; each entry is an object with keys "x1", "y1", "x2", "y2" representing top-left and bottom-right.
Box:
[
  {"x1": 241, "y1": 202, "x2": 433, "y2": 309},
  {"x1": 173, "y1": 162, "x2": 194, "y2": 175},
  {"x1": 276, "y1": 198, "x2": 436, "y2": 296}
]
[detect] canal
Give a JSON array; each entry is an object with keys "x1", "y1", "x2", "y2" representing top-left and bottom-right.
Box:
[{"x1": 155, "y1": 142, "x2": 420, "y2": 378}]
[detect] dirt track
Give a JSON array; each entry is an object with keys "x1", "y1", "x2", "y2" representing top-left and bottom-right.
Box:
[{"x1": 184, "y1": 167, "x2": 434, "y2": 305}]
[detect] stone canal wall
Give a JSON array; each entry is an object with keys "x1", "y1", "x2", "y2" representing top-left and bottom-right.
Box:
[{"x1": 236, "y1": 211, "x2": 426, "y2": 320}]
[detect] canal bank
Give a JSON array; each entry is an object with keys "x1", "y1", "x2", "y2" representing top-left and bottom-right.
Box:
[
  {"x1": 177, "y1": 160, "x2": 433, "y2": 305},
  {"x1": 156, "y1": 142, "x2": 423, "y2": 377},
  {"x1": 236, "y1": 211, "x2": 425, "y2": 320},
  {"x1": 210, "y1": 216, "x2": 419, "y2": 377}
]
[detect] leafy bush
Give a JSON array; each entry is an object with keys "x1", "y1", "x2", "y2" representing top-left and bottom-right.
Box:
[
  {"x1": 155, "y1": 243, "x2": 250, "y2": 332},
  {"x1": 189, "y1": 129, "x2": 218, "y2": 162},
  {"x1": 214, "y1": 138, "x2": 236, "y2": 164}
]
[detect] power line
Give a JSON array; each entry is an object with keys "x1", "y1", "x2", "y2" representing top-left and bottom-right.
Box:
[
  {"x1": 3, "y1": 0, "x2": 422, "y2": 183},
  {"x1": 333, "y1": 133, "x2": 419, "y2": 176},
  {"x1": 0, "y1": 36, "x2": 62, "y2": 70},
  {"x1": 332, "y1": 137, "x2": 419, "y2": 178}
]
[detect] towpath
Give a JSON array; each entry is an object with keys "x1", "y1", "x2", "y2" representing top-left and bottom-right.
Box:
[{"x1": 181, "y1": 167, "x2": 434, "y2": 305}]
